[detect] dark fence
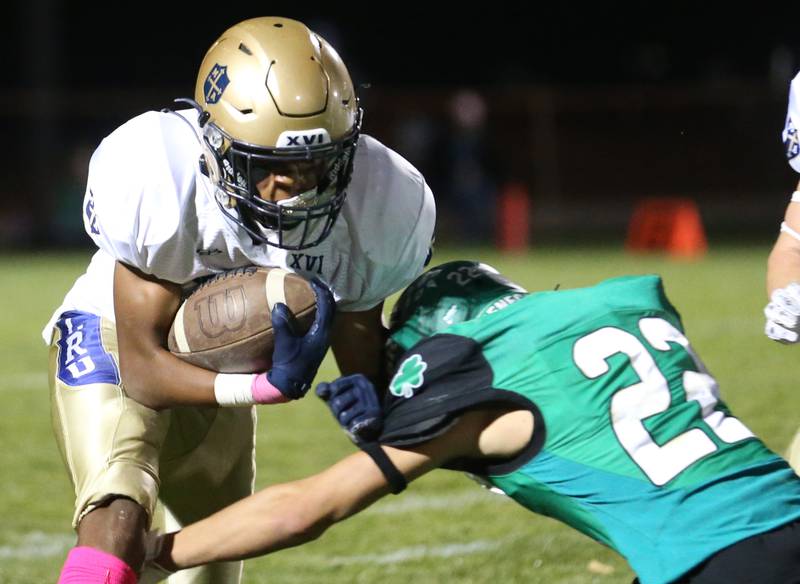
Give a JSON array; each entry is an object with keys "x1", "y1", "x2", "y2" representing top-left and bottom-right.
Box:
[{"x1": 1, "y1": 81, "x2": 795, "y2": 248}]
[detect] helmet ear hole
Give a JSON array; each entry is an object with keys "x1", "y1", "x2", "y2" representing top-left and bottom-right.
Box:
[{"x1": 204, "y1": 125, "x2": 225, "y2": 153}]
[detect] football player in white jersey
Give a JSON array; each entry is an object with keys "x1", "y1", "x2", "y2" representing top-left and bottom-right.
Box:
[
  {"x1": 45, "y1": 17, "x2": 435, "y2": 584},
  {"x1": 764, "y1": 70, "x2": 800, "y2": 470}
]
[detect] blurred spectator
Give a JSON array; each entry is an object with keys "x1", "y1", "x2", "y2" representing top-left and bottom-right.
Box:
[
  {"x1": 442, "y1": 89, "x2": 498, "y2": 245},
  {"x1": 49, "y1": 143, "x2": 92, "y2": 247},
  {"x1": 392, "y1": 113, "x2": 439, "y2": 180},
  {"x1": 0, "y1": 205, "x2": 35, "y2": 247}
]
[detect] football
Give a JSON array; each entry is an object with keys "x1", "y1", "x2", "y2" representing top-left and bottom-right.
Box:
[{"x1": 167, "y1": 266, "x2": 317, "y2": 373}]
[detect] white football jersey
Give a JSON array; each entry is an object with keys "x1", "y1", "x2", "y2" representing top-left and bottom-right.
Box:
[
  {"x1": 784, "y1": 71, "x2": 800, "y2": 174},
  {"x1": 42, "y1": 109, "x2": 435, "y2": 342}
]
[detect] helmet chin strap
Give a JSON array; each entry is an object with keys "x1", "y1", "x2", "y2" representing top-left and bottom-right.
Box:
[
  {"x1": 250, "y1": 211, "x2": 319, "y2": 246},
  {"x1": 275, "y1": 184, "x2": 335, "y2": 212},
  {"x1": 276, "y1": 190, "x2": 317, "y2": 209}
]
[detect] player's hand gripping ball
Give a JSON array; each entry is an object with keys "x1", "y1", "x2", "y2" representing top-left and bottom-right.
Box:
[{"x1": 168, "y1": 267, "x2": 317, "y2": 373}]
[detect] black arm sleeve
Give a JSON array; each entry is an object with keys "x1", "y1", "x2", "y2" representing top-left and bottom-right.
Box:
[{"x1": 360, "y1": 441, "x2": 407, "y2": 494}]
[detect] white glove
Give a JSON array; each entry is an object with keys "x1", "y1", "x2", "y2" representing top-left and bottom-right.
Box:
[
  {"x1": 765, "y1": 282, "x2": 800, "y2": 343},
  {"x1": 138, "y1": 530, "x2": 174, "y2": 584}
]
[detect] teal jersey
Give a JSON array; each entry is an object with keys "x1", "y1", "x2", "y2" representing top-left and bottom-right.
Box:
[{"x1": 382, "y1": 275, "x2": 800, "y2": 584}]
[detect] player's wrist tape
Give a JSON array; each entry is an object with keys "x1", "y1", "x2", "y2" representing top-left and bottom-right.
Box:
[
  {"x1": 360, "y1": 441, "x2": 407, "y2": 494},
  {"x1": 214, "y1": 373, "x2": 289, "y2": 406},
  {"x1": 790, "y1": 191, "x2": 800, "y2": 203},
  {"x1": 781, "y1": 221, "x2": 800, "y2": 243}
]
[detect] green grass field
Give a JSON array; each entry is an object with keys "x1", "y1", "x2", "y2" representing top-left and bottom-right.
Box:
[{"x1": 0, "y1": 244, "x2": 795, "y2": 583}]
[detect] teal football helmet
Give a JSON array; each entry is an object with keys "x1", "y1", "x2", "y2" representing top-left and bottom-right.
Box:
[{"x1": 385, "y1": 261, "x2": 527, "y2": 372}]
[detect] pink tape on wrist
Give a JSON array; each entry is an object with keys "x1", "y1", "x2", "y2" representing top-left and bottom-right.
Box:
[
  {"x1": 251, "y1": 373, "x2": 290, "y2": 404},
  {"x1": 58, "y1": 546, "x2": 138, "y2": 584}
]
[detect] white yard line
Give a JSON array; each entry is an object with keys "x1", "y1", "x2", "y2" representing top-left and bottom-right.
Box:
[
  {"x1": 0, "y1": 532, "x2": 502, "y2": 566},
  {"x1": 322, "y1": 539, "x2": 503, "y2": 566},
  {"x1": 367, "y1": 489, "x2": 510, "y2": 515},
  {"x1": 0, "y1": 532, "x2": 73, "y2": 559}
]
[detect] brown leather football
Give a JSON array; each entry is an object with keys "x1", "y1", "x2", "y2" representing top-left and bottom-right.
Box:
[{"x1": 167, "y1": 266, "x2": 317, "y2": 373}]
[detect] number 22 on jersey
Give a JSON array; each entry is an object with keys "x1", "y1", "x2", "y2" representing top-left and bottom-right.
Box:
[{"x1": 573, "y1": 317, "x2": 754, "y2": 486}]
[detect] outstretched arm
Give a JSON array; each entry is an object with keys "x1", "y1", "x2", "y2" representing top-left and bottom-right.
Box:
[
  {"x1": 156, "y1": 441, "x2": 441, "y2": 570},
  {"x1": 151, "y1": 404, "x2": 533, "y2": 571}
]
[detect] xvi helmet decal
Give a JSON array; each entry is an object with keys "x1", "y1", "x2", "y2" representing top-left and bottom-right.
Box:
[{"x1": 277, "y1": 129, "x2": 331, "y2": 147}]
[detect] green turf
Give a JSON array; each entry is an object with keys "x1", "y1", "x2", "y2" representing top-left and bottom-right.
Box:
[{"x1": 0, "y1": 244, "x2": 792, "y2": 583}]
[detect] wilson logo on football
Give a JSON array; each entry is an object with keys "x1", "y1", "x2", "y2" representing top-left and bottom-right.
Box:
[
  {"x1": 167, "y1": 267, "x2": 317, "y2": 374},
  {"x1": 194, "y1": 287, "x2": 248, "y2": 339}
]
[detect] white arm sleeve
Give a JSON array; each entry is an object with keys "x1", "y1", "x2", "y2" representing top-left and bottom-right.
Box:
[
  {"x1": 358, "y1": 178, "x2": 436, "y2": 310},
  {"x1": 84, "y1": 111, "x2": 200, "y2": 284},
  {"x1": 335, "y1": 140, "x2": 437, "y2": 312}
]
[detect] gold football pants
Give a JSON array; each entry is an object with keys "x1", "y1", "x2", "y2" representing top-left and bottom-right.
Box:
[{"x1": 49, "y1": 311, "x2": 255, "y2": 583}]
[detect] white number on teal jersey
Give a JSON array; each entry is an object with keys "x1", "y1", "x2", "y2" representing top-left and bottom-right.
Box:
[{"x1": 573, "y1": 317, "x2": 753, "y2": 486}]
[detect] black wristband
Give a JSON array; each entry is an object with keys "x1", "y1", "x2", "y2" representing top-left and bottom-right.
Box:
[{"x1": 360, "y1": 441, "x2": 407, "y2": 494}]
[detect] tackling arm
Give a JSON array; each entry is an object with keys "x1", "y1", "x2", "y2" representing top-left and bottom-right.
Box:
[
  {"x1": 157, "y1": 443, "x2": 440, "y2": 570},
  {"x1": 151, "y1": 407, "x2": 533, "y2": 571}
]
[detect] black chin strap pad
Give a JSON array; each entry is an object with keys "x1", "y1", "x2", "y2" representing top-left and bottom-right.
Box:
[{"x1": 360, "y1": 441, "x2": 407, "y2": 494}]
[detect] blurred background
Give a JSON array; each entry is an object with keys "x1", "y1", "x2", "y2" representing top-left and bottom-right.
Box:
[
  {"x1": 3, "y1": 5, "x2": 800, "y2": 580},
  {"x1": 3, "y1": 3, "x2": 799, "y2": 249}
]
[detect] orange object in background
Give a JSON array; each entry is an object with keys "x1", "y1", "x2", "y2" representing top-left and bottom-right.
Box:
[
  {"x1": 497, "y1": 183, "x2": 531, "y2": 252},
  {"x1": 626, "y1": 197, "x2": 707, "y2": 259}
]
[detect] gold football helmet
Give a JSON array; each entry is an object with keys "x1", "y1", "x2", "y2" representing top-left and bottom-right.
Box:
[{"x1": 191, "y1": 17, "x2": 361, "y2": 249}]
